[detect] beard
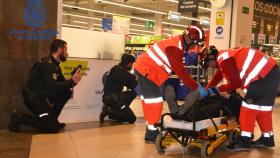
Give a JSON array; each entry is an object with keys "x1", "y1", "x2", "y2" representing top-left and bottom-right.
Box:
[{"x1": 60, "y1": 51, "x2": 67, "y2": 62}]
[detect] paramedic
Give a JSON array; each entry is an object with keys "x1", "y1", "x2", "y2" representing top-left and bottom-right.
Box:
[
  {"x1": 133, "y1": 25, "x2": 208, "y2": 143},
  {"x1": 201, "y1": 46, "x2": 280, "y2": 151}
]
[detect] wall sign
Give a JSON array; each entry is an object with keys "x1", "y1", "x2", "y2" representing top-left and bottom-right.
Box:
[
  {"x1": 178, "y1": 0, "x2": 198, "y2": 13},
  {"x1": 216, "y1": 11, "x2": 225, "y2": 25}
]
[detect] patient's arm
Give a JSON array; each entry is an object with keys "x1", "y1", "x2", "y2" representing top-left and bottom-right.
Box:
[{"x1": 219, "y1": 92, "x2": 231, "y2": 99}]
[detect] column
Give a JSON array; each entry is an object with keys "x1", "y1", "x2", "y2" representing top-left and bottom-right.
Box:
[{"x1": 209, "y1": 0, "x2": 255, "y2": 49}]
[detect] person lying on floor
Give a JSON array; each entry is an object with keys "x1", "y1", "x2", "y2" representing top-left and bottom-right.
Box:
[{"x1": 164, "y1": 85, "x2": 242, "y2": 122}]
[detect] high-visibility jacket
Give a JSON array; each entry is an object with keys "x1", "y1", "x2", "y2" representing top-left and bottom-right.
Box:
[
  {"x1": 133, "y1": 35, "x2": 198, "y2": 90},
  {"x1": 207, "y1": 48, "x2": 276, "y2": 92}
]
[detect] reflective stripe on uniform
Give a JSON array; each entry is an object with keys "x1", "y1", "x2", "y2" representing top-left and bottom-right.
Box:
[
  {"x1": 244, "y1": 57, "x2": 268, "y2": 86},
  {"x1": 191, "y1": 25, "x2": 203, "y2": 39},
  {"x1": 263, "y1": 132, "x2": 274, "y2": 138},
  {"x1": 153, "y1": 44, "x2": 171, "y2": 67},
  {"x1": 240, "y1": 49, "x2": 255, "y2": 79},
  {"x1": 217, "y1": 51, "x2": 229, "y2": 61},
  {"x1": 241, "y1": 131, "x2": 252, "y2": 137},
  {"x1": 146, "y1": 49, "x2": 172, "y2": 73},
  {"x1": 242, "y1": 101, "x2": 273, "y2": 111},
  {"x1": 39, "y1": 113, "x2": 49, "y2": 118},
  {"x1": 143, "y1": 97, "x2": 163, "y2": 104}
]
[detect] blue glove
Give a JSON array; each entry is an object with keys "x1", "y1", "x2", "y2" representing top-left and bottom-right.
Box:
[
  {"x1": 197, "y1": 82, "x2": 208, "y2": 98},
  {"x1": 208, "y1": 87, "x2": 220, "y2": 95}
]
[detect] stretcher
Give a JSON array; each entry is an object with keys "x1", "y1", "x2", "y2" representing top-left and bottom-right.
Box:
[{"x1": 155, "y1": 113, "x2": 240, "y2": 158}]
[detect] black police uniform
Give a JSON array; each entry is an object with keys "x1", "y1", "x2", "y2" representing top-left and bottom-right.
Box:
[
  {"x1": 19, "y1": 55, "x2": 75, "y2": 133},
  {"x1": 103, "y1": 63, "x2": 137, "y2": 123}
]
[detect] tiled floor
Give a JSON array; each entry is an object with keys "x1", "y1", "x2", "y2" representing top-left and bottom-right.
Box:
[{"x1": 27, "y1": 99, "x2": 280, "y2": 158}]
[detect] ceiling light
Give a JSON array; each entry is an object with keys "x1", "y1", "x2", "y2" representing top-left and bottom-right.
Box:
[
  {"x1": 129, "y1": 28, "x2": 154, "y2": 34},
  {"x1": 63, "y1": 13, "x2": 102, "y2": 21},
  {"x1": 99, "y1": 0, "x2": 167, "y2": 15},
  {"x1": 62, "y1": 24, "x2": 88, "y2": 29},
  {"x1": 63, "y1": 4, "x2": 151, "y2": 21},
  {"x1": 73, "y1": 20, "x2": 87, "y2": 24}
]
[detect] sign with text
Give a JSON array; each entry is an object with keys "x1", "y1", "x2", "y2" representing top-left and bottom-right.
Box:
[
  {"x1": 102, "y1": 18, "x2": 112, "y2": 31},
  {"x1": 264, "y1": 19, "x2": 276, "y2": 36},
  {"x1": 258, "y1": 34, "x2": 266, "y2": 44},
  {"x1": 178, "y1": 0, "x2": 198, "y2": 13},
  {"x1": 145, "y1": 21, "x2": 155, "y2": 29},
  {"x1": 252, "y1": 16, "x2": 261, "y2": 33},
  {"x1": 168, "y1": 11, "x2": 181, "y2": 22},
  {"x1": 254, "y1": 0, "x2": 280, "y2": 20},
  {"x1": 216, "y1": 11, "x2": 225, "y2": 25},
  {"x1": 112, "y1": 16, "x2": 130, "y2": 34}
]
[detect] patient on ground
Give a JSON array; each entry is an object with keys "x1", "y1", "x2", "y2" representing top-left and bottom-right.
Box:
[{"x1": 164, "y1": 85, "x2": 242, "y2": 122}]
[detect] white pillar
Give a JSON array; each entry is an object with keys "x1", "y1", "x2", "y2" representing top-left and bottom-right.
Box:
[
  {"x1": 57, "y1": 0, "x2": 63, "y2": 39},
  {"x1": 209, "y1": 0, "x2": 255, "y2": 49},
  {"x1": 154, "y1": 14, "x2": 163, "y2": 36}
]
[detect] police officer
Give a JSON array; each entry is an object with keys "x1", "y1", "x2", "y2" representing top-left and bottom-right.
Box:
[
  {"x1": 100, "y1": 54, "x2": 137, "y2": 123},
  {"x1": 8, "y1": 39, "x2": 81, "y2": 133}
]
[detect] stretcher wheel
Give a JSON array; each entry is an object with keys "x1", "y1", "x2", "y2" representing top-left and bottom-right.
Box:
[
  {"x1": 227, "y1": 128, "x2": 240, "y2": 145},
  {"x1": 155, "y1": 133, "x2": 166, "y2": 153},
  {"x1": 201, "y1": 141, "x2": 212, "y2": 158}
]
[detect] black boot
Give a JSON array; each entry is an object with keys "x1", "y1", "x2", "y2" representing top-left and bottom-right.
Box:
[
  {"x1": 8, "y1": 110, "x2": 21, "y2": 132},
  {"x1": 59, "y1": 123, "x2": 66, "y2": 129},
  {"x1": 252, "y1": 135, "x2": 275, "y2": 148},
  {"x1": 144, "y1": 127, "x2": 159, "y2": 144},
  {"x1": 99, "y1": 105, "x2": 109, "y2": 123},
  {"x1": 226, "y1": 135, "x2": 252, "y2": 151}
]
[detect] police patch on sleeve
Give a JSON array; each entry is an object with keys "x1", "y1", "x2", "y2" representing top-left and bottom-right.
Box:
[{"x1": 52, "y1": 73, "x2": 58, "y2": 80}]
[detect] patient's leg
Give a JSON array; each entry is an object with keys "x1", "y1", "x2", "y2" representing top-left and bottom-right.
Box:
[
  {"x1": 165, "y1": 85, "x2": 199, "y2": 115},
  {"x1": 177, "y1": 90, "x2": 199, "y2": 115},
  {"x1": 164, "y1": 85, "x2": 179, "y2": 114}
]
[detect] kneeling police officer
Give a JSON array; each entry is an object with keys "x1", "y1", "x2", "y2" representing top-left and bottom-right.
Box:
[
  {"x1": 100, "y1": 54, "x2": 137, "y2": 123},
  {"x1": 8, "y1": 39, "x2": 81, "y2": 133}
]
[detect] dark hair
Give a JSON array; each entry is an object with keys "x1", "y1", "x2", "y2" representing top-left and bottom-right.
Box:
[
  {"x1": 120, "y1": 53, "x2": 135, "y2": 65},
  {"x1": 50, "y1": 39, "x2": 67, "y2": 54}
]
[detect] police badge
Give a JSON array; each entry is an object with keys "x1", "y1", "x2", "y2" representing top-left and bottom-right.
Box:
[
  {"x1": 23, "y1": 0, "x2": 47, "y2": 28},
  {"x1": 52, "y1": 73, "x2": 58, "y2": 80}
]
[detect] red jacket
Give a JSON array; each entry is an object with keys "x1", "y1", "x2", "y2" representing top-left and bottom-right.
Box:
[
  {"x1": 133, "y1": 35, "x2": 198, "y2": 90},
  {"x1": 207, "y1": 48, "x2": 276, "y2": 92}
]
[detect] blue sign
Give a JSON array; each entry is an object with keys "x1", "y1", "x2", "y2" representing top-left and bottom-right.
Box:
[
  {"x1": 216, "y1": 26, "x2": 223, "y2": 35},
  {"x1": 10, "y1": 0, "x2": 58, "y2": 40},
  {"x1": 24, "y1": 0, "x2": 46, "y2": 28},
  {"x1": 102, "y1": 18, "x2": 112, "y2": 31}
]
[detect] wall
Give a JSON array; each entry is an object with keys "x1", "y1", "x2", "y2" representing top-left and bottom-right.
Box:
[
  {"x1": 0, "y1": 0, "x2": 58, "y2": 129},
  {"x1": 62, "y1": 27, "x2": 125, "y2": 60}
]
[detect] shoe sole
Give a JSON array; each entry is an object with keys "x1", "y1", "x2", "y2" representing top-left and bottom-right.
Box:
[
  {"x1": 225, "y1": 147, "x2": 250, "y2": 152},
  {"x1": 253, "y1": 144, "x2": 274, "y2": 148}
]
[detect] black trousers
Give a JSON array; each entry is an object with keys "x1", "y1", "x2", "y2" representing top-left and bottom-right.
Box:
[
  {"x1": 103, "y1": 91, "x2": 137, "y2": 123},
  {"x1": 21, "y1": 90, "x2": 71, "y2": 133},
  {"x1": 245, "y1": 66, "x2": 280, "y2": 106}
]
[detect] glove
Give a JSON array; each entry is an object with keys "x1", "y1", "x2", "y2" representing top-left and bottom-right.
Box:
[
  {"x1": 197, "y1": 82, "x2": 208, "y2": 98},
  {"x1": 208, "y1": 87, "x2": 220, "y2": 95}
]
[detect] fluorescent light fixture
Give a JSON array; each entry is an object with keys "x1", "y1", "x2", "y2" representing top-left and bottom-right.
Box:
[
  {"x1": 129, "y1": 32, "x2": 149, "y2": 36},
  {"x1": 129, "y1": 28, "x2": 154, "y2": 34},
  {"x1": 63, "y1": 4, "x2": 205, "y2": 23},
  {"x1": 62, "y1": 24, "x2": 88, "y2": 29},
  {"x1": 165, "y1": 0, "x2": 211, "y2": 11},
  {"x1": 130, "y1": 23, "x2": 146, "y2": 28},
  {"x1": 99, "y1": 0, "x2": 167, "y2": 15},
  {"x1": 63, "y1": 4, "x2": 151, "y2": 21},
  {"x1": 73, "y1": 20, "x2": 87, "y2": 24},
  {"x1": 63, "y1": 13, "x2": 102, "y2": 21},
  {"x1": 93, "y1": 23, "x2": 102, "y2": 27}
]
